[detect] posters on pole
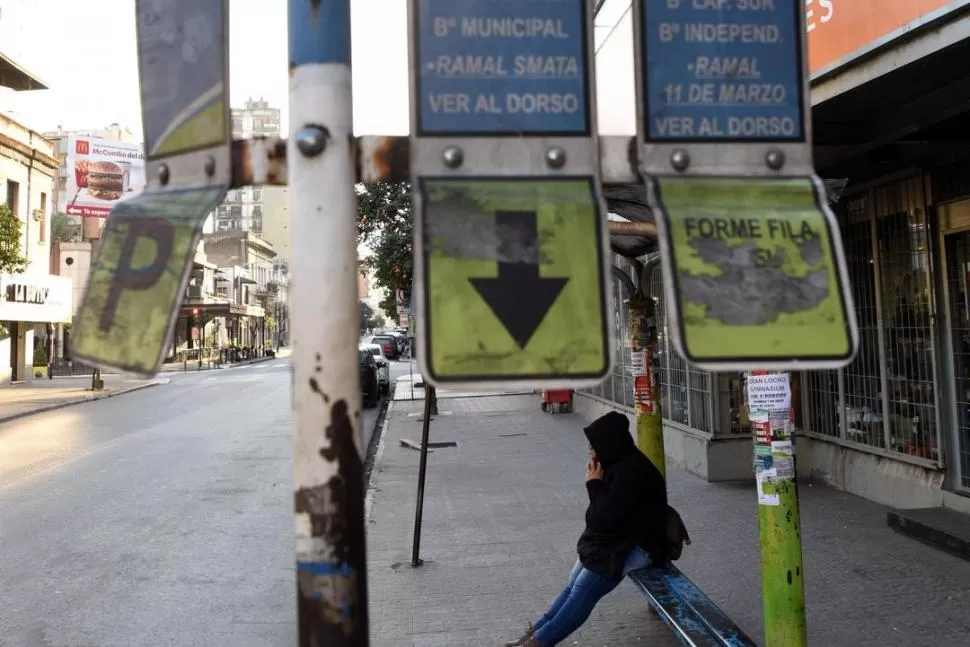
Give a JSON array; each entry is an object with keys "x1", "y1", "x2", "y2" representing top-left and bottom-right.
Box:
[
  {"x1": 64, "y1": 136, "x2": 146, "y2": 218},
  {"x1": 748, "y1": 372, "x2": 791, "y2": 410},
  {"x1": 756, "y1": 467, "x2": 780, "y2": 507},
  {"x1": 749, "y1": 372, "x2": 794, "y2": 507}
]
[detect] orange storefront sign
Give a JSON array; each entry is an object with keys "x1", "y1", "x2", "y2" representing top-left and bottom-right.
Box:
[{"x1": 807, "y1": 0, "x2": 956, "y2": 74}]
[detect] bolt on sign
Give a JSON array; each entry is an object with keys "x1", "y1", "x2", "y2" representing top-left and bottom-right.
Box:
[
  {"x1": 409, "y1": 0, "x2": 612, "y2": 389},
  {"x1": 72, "y1": 0, "x2": 232, "y2": 375},
  {"x1": 632, "y1": 0, "x2": 858, "y2": 371}
]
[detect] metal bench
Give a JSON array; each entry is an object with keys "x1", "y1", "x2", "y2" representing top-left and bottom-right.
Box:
[{"x1": 628, "y1": 564, "x2": 757, "y2": 647}]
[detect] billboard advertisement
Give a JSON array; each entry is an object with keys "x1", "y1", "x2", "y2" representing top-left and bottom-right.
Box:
[{"x1": 65, "y1": 136, "x2": 146, "y2": 218}]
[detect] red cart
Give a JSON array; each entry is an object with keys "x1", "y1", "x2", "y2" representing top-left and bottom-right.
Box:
[{"x1": 541, "y1": 389, "x2": 573, "y2": 414}]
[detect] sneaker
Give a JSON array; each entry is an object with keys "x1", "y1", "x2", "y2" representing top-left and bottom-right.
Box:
[{"x1": 503, "y1": 623, "x2": 535, "y2": 647}]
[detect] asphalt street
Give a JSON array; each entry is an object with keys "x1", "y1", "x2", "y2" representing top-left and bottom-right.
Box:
[{"x1": 0, "y1": 356, "x2": 402, "y2": 647}]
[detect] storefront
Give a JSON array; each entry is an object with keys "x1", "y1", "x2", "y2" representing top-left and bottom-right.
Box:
[
  {"x1": 578, "y1": 0, "x2": 970, "y2": 512},
  {"x1": 578, "y1": 167, "x2": 970, "y2": 508},
  {"x1": 0, "y1": 273, "x2": 72, "y2": 383}
]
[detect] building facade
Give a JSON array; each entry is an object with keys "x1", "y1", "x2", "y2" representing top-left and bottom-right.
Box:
[
  {"x1": 259, "y1": 187, "x2": 289, "y2": 259},
  {"x1": 581, "y1": 0, "x2": 970, "y2": 515},
  {"x1": 210, "y1": 98, "x2": 282, "y2": 235},
  {"x1": 0, "y1": 111, "x2": 72, "y2": 383},
  {"x1": 170, "y1": 231, "x2": 293, "y2": 358}
]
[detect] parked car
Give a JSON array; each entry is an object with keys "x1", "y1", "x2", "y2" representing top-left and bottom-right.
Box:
[
  {"x1": 382, "y1": 330, "x2": 408, "y2": 355},
  {"x1": 370, "y1": 335, "x2": 399, "y2": 360},
  {"x1": 361, "y1": 343, "x2": 391, "y2": 394},
  {"x1": 358, "y1": 349, "x2": 380, "y2": 408}
]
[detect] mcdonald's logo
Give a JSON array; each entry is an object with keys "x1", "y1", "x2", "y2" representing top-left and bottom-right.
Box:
[{"x1": 75, "y1": 139, "x2": 90, "y2": 155}]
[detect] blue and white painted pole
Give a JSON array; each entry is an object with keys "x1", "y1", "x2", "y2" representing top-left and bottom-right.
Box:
[{"x1": 288, "y1": 0, "x2": 369, "y2": 644}]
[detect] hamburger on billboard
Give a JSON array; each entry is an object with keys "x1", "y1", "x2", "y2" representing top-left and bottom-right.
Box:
[{"x1": 65, "y1": 136, "x2": 146, "y2": 218}]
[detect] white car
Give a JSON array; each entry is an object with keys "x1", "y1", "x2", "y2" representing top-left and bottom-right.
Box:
[{"x1": 361, "y1": 343, "x2": 391, "y2": 394}]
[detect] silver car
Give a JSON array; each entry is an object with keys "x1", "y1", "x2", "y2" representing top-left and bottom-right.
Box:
[{"x1": 361, "y1": 343, "x2": 391, "y2": 394}]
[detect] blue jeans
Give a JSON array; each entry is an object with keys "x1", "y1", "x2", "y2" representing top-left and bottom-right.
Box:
[{"x1": 533, "y1": 547, "x2": 651, "y2": 646}]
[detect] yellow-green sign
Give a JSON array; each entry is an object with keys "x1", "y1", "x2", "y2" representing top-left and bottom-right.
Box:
[
  {"x1": 655, "y1": 176, "x2": 856, "y2": 368},
  {"x1": 419, "y1": 177, "x2": 610, "y2": 384},
  {"x1": 72, "y1": 186, "x2": 227, "y2": 375}
]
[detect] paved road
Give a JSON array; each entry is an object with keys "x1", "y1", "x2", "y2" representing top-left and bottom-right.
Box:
[{"x1": 0, "y1": 357, "x2": 388, "y2": 647}]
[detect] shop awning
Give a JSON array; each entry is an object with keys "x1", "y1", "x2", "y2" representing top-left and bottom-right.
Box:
[{"x1": 180, "y1": 301, "x2": 265, "y2": 318}]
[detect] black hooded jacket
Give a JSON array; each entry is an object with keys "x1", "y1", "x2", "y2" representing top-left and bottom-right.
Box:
[{"x1": 577, "y1": 412, "x2": 667, "y2": 580}]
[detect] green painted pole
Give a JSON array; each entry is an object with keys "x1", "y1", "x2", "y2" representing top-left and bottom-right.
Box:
[
  {"x1": 749, "y1": 371, "x2": 807, "y2": 647},
  {"x1": 630, "y1": 295, "x2": 664, "y2": 477}
]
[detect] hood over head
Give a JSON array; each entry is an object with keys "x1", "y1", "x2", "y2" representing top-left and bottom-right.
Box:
[{"x1": 583, "y1": 412, "x2": 635, "y2": 466}]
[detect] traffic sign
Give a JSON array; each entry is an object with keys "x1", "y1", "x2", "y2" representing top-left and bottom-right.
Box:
[
  {"x1": 414, "y1": 0, "x2": 590, "y2": 136},
  {"x1": 72, "y1": 186, "x2": 226, "y2": 375},
  {"x1": 418, "y1": 177, "x2": 610, "y2": 385},
  {"x1": 72, "y1": 0, "x2": 233, "y2": 375},
  {"x1": 639, "y1": 0, "x2": 804, "y2": 143},
  {"x1": 653, "y1": 175, "x2": 858, "y2": 370},
  {"x1": 137, "y1": 0, "x2": 230, "y2": 159}
]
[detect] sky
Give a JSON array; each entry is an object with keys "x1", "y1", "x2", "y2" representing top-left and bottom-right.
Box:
[
  {"x1": 0, "y1": 0, "x2": 411, "y2": 137},
  {"x1": 0, "y1": 0, "x2": 634, "y2": 138}
]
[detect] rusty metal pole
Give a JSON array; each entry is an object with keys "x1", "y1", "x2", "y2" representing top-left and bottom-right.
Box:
[
  {"x1": 289, "y1": 0, "x2": 369, "y2": 644},
  {"x1": 411, "y1": 384, "x2": 435, "y2": 567}
]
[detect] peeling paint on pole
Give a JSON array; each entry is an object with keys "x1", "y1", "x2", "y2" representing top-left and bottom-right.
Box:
[{"x1": 289, "y1": 0, "x2": 368, "y2": 642}]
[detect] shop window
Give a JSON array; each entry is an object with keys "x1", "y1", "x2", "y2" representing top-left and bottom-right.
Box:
[
  {"x1": 6, "y1": 179, "x2": 19, "y2": 216},
  {"x1": 876, "y1": 189, "x2": 938, "y2": 459},
  {"x1": 843, "y1": 212, "x2": 883, "y2": 446},
  {"x1": 803, "y1": 176, "x2": 940, "y2": 462},
  {"x1": 945, "y1": 232, "x2": 970, "y2": 490}
]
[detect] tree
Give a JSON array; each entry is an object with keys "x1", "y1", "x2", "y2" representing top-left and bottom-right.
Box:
[
  {"x1": 356, "y1": 182, "x2": 412, "y2": 320},
  {"x1": 0, "y1": 203, "x2": 29, "y2": 275},
  {"x1": 51, "y1": 213, "x2": 79, "y2": 242},
  {"x1": 359, "y1": 300, "x2": 383, "y2": 335}
]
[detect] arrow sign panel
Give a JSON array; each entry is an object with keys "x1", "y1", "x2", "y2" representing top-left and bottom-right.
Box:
[
  {"x1": 418, "y1": 177, "x2": 611, "y2": 386},
  {"x1": 469, "y1": 211, "x2": 568, "y2": 348}
]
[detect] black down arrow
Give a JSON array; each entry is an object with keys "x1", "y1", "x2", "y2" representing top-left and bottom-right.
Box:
[{"x1": 469, "y1": 210, "x2": 568, "y2": 348}]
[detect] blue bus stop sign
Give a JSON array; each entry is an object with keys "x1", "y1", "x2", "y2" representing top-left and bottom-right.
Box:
[
  {"x1": 641, "y1": 0, "x2": 805, "y2": 143},
  {"x1": 415, "y1": 0, "x2": 590, "y2": 136}
]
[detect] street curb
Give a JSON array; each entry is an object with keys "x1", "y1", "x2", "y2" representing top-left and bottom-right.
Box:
[
  {"x1": 161, "y1": 354, "x2": 279, "y2": 374},
  {"x1": 0, "y1": 380, "x2": 167, "y2": 425},
  {"x1": 887, "y1": 509, "x2": 970, "y2": 563},
  {"x1": 227, "y1": 355, "x2": 278, "y2": 368},
  {"x1": 365, "y1": 400, "x2": 393, "y2": 524}
]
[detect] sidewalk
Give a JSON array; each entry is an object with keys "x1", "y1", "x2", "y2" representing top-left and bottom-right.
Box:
[
  {"x1": 0, "y1": 374, "x2": 166, "y2": 423},
  {"x1": 392, "y1": 371, "x2": 533, "y2": 402},
  {"x1": 366, "y1": 394, "x2": 970, "y2": 646},
  {"x1": 158, "y1": 347, "x2": 292, "y2": 373}
]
